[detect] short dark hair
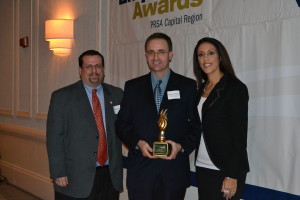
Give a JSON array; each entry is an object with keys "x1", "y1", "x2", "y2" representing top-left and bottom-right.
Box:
[
  {"x1": 145, "y1": 32, "x2": 173, "y2": 52},
  {"x1": 193, "y1": 37, "x2": 235, "y2": 84},
  {"x1": 78, "y1": 50, "x2": 105, "y2": 68}
]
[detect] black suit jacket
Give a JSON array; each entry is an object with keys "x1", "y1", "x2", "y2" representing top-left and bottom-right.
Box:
[
  {"x1": 46, "y1": 81, "x2": 123, "y2": 198},
  {"x1": 116, "y1": 70, "x2": 201, "y2": 190},
  {"x1": 196, "y1": 72, "x2": 250, "y2": 178}
]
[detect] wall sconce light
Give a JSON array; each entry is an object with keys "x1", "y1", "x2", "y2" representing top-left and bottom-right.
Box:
[{"x1": 45, "y1": 19, "x2": 74, "y2": 56}]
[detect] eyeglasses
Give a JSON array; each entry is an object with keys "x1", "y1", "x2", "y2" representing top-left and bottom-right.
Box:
[
  {"x1": 146, "y1": 50, "x2": 170, "y2": 56},
  {"x1": 82, "y1": 65, "x2": 103, "y2": 70}
]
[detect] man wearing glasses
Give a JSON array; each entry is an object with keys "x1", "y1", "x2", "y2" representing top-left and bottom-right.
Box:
[
  {"x1": 47, "y1": 50, "x2": 123, "y2": 200},
  {"x1": 116, "y1": 32, "x2": 201, "y2": 200}
]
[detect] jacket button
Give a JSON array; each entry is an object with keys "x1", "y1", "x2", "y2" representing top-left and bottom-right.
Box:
[
  {"x1": 96, "y1": 136, "x2": 99, "y2": 139},
  {"x1": 94, "y1": 152, "x2": 97, "y2": 156}
]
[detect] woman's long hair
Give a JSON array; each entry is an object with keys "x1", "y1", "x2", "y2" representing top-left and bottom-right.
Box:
[{"x1": 193, "y1": 37, "x2": 235, "y2": 86}]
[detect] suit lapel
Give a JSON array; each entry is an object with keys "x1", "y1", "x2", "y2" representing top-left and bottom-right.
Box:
[
  {"x1": 160, "y1": 70, "x2": 177, "y2": 111},
  {"x1": 102, "y1": 84, "x2": 113, "y2": 134},
  {"x1": 75, "y1": 81, "x2": 98, "y2": 129},
  {"x1": 202, "y1": 73, "x2": 228, "y2": 117},
  {"x1": 102, "y1": 84, "x2": 115, "y2": 151},
  {"x1": 143, "y1": 73, "x2": 159, "y2": 116}
]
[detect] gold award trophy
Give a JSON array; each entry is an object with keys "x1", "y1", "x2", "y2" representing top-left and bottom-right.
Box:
[{"x1": 153, "y1": 109, "x2": 170, "y2": 156}]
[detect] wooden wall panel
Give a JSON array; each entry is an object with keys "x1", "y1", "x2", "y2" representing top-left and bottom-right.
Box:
[
  {"x1": 16, "y1": 0, "x2": 32, "y2": 118},
  {"x1": 0, "y1": 0, "x2": 14, "y2": 115}
]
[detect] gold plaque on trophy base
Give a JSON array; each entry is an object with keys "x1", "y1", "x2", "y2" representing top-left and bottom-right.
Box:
[
  {"x1": 153, "y1": 141, "x2": 170, "y2": 156},
  {"x1": 153, "y1": 109, "x2": 170, "y2": 156}
]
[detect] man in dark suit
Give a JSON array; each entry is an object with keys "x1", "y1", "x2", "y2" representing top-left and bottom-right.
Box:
[
  {"x1": 116, "y1": 33, "x2": 201, "y2": 200},
  {"x1": 46, "y1": 50, "x2": 123, "y2": 200}
]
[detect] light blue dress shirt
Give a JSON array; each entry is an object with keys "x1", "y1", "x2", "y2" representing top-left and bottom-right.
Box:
[{"x1": 151, "y1": 69, "x2": 171, "y2": 97}]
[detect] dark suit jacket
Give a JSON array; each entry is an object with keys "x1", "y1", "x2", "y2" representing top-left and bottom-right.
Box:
[
  {"x1": 196, "y1": 72, "x2": 250, "y2": 179},
  {"x1": 116, "y1": 70, "x2": 201, "y2": 190},
  {"x1": 46, "y1": 80, "x2": 123, "y2": 198}
]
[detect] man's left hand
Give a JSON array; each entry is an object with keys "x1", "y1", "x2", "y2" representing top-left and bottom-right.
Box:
[{"x1": 158, "y1": 140, "x2": 182, "y2": 160}]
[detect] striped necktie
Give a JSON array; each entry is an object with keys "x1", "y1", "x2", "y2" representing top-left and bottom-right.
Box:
[{"x1": 154, "y1": 80, "x2": 162, "y2": 112}]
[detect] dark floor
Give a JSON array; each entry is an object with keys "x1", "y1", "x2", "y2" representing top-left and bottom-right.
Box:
[{"x1": 0, "y1": 183, "x2": 41, "y2": 200}]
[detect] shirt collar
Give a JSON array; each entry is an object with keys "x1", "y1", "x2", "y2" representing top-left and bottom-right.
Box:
[
  {"x1": 83, "y1": 83, "x2": 103, "y2": 94},
  {"x1": 151, "y1": 69, "x2": 171, "y2": 89}
]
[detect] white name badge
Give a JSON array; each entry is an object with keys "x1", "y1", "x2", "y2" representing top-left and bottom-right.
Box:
[
  {"x1": 167, "y1": 90, "x2": 180, "y2": 100},
  {"x1": 113, "y1": 105, "x2": 121, "y2": 114}
]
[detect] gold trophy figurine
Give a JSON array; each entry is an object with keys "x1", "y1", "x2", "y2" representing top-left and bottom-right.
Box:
[{"x1": 153, "y1": 109, "x2": 170, "y2": 156}]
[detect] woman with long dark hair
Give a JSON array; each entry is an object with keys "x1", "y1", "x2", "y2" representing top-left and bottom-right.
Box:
[{"x1": 193, "y1": 37, "x2": 249, "y2": 200}]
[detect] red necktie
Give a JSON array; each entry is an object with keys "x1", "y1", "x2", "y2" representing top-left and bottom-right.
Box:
[{"x1": 92, "y1": 89, "x2": 108, "y2": 166}]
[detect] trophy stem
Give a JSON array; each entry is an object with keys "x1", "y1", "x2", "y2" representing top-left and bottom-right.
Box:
[{"x1": 158, "y1": 131, "x2": 165, "y2": 142}]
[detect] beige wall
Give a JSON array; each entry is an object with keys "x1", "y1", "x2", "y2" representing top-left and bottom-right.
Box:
[{"x1": 0, "y1": 0, "x2": 105, "y2": 199}]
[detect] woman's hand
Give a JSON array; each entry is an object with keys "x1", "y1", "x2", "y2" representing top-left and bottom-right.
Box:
[{"x1": 222, "y1": 177, "x2": 237, "y2": 199}]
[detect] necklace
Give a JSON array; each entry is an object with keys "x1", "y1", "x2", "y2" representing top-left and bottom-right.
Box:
[
  {"x1": 203, "y1": 73, "x2": 223, "y2": 94},
  {"x1": 203, "y1": 88, "x2": 212, "y2": 93},
  {"x1": 203, "y1": 81, "x2": 213, "y2": 93}
]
